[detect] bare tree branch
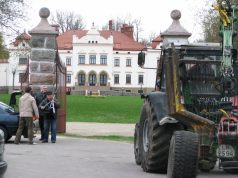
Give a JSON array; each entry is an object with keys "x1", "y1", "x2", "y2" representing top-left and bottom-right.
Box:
[{"x1": 50, "y1": 10, "x2": 86, "y2": 33}]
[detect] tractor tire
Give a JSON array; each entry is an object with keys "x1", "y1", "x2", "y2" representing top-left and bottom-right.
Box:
[
  {"x1": 134, "y1": 123, "x2": 141, "y2": 165},
  {"x1": 0, "y1": 126, "x2": 9, "y2": 142},
  {"x1": 139, "y1": 100, "x2": 182, "y2": 173},
  {"x1": 167, "y1": 131, "x2": 199, "y2": 178}
]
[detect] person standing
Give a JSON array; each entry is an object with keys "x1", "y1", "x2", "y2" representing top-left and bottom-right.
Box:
[
  {"x1": 40, "y1": 91, "x2": 60, "y2": 143},
  {"x1": 35, "y1": 85, "x2": 47, "y2": 140},
  {"x1": 14, "y1": 86, "x2": 39, "y2": 145}
]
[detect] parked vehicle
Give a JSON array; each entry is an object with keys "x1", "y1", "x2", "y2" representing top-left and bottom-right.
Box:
[
  {"x1": 0, "y1": 101, "x2": 27, "y2": 142},
  {"x1": 134, "y1": 1, "x2": 238, "y2": 177},
  {"x1": 0, "y1": 130, "x2": 7, "y2": 177}
]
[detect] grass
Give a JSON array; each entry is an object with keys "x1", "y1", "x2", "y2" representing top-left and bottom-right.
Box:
[
  {"x1": 0, "y1": 94, "x2": 143, "y2": 124},
  {"x1": 61, "y1": 133, "x2": 133, "y2": 143},
  {"x1": 67, "y1": 95, "x2": 143, "y2": 123},
  {"x1": 0, "y1": 93, "x2": 11, "y2": 104},
  {"x1": 0, "y1": 93, "x2": 20, "y2": 111}
]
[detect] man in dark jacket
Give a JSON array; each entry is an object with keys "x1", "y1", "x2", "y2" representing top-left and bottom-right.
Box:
[
  {"x1": 40, "y1": 91, "x2": 60, "y2": 143},
  {"x1": 35, "y1": 86, "x2": 47, "y2": 140}
]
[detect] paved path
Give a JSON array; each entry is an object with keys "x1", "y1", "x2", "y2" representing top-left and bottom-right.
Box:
[
  {"x1": 4, "y1": 136, "x2": 237, "y2": 178},
  {"x1": 66, "y1": 122, "x2": 135, "y2": 137}
]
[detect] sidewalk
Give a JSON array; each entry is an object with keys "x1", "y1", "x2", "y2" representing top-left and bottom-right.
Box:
[{"x1": 66, "y1": 122, "x2": 135, "y2": 137}]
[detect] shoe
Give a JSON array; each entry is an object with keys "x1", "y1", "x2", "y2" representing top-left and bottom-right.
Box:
[
  {"x1": 42, "y1": 140, "x2": 48, "y2": 143},
  {"x1": 39, "y1": 138, "x2": 43, "y2": 141},
  {"x1": 14, "y1": 142, "x2": 20, "y2": 145},
  {"x1": 29, "y1": 142, "x2": 37, "y2": 145},
  {"x1": 51, "y1": 141, "x2": 56, "y2": 143}
]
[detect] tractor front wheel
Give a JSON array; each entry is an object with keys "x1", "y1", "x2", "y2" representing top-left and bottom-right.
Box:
[{"x1": 167, "y1": 131, "x2": 199, "y2": 178}]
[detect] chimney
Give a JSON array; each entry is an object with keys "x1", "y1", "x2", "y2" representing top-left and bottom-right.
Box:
[
  {"x1": 109, "y1": 20, "x2": 113, "y2": 31},
  {"x1": 121, "y1": 24, "x2": 134, "y2": 39},
  {"x1": 51, "y1": 24, "x2": 60, "y2": 33}
]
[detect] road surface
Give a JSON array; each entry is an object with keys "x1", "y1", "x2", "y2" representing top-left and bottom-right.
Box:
[{"x1": 4, "y1": 136, "x2": 237, "y2": 178}]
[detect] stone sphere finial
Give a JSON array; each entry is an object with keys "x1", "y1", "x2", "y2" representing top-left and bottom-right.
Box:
[
  {"x1": 171, "y1": 10, "x2": 181, "y2": 20},
  {"x1": 39, "y1": 7, "x2": 50, "y2": 19}
]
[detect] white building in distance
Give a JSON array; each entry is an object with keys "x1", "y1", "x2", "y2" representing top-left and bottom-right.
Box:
[
  {"x1": 57, "y1": 22, "x2": 161, "y2": 95},
  {"x1": 0, "y1": 22, "x2": 161, "y2": 95}
]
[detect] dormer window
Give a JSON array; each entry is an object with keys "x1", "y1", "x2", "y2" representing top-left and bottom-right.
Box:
[
  {"x1": 22, "y1": 43, "x2": 25, "y2": 47},
  {"x1": 96, "y1": 41, "x2": 98, "y2": 43},
  {"x1": 92, "y1": 41, "x2": 94, "y2": 43},
  {"x1": 88, "y1": 41, "x2": 91, "y2": 43}
]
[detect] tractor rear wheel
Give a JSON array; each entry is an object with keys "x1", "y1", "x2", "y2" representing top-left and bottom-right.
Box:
[
  {"x1": 139, "y1": 99, "x2": 182, "y2": 173},
  {"x1": 167, "y1": 131, "x2": 199, "y2": 178}
]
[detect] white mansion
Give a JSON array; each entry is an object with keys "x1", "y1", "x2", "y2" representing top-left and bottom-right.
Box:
[{"x1": 0, "y1": 22, "x2": 161, "y2": 95}]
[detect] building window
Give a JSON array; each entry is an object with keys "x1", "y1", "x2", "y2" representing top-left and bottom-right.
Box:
[
  {"x1": 66, "y1": 74, "x2": 71, "y2": 83},
  {"x1": 114, "y1": 58, "x2": 120, "y2": 67},
  {"x1": 126, "y1": 58, "x2": 131, "y2": 67},
  {"x1": 126, "y1": 74, "x2": 131, "y2": 84},
  {"x1": 89, "y1": 55, "x2": 96, "y2": 64},
  {"x1": 100, "y1": 55, "x2": 107, "y2": 65},
  {"x1": 138, "y1": 75, "x2": 144, "y2": 84},
  {"x1": 100, "y1": 73, "x2": 107, "y2": 86},
  {"x1": 78, "y1": 55, "x2": 85, "y2": 64},
  {"x1": 66, "y1": 57, "x2": 71, "y2": 65},
  {"x1": 89, "y1": 73, "x2": 97, "y2": 86},
  {"x1": 19, "y1": 57, "x2": 28, "y2": 65},
  {"x1": 78, "y1": 73, "x2": 85, "y2": 85},
  {"x1": 114, "y1": 74, "x2": 119, "y2": 84},
  {"x1": 19, "y1": 73, "x2": 25, "y2": 82}
]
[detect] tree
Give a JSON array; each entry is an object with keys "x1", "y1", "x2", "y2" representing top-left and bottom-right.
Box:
[
  {"x1": 0, "y1": 0, "x2": 26, "y2": 33},
  {"x1": 132, "y1": 18, "x2": 143, "y2": 42},
  {"x1": 199, "y1": 0, "x2": 238, "y2": 48},
  {"x1": 0, "y1": 33, "x2": 9, "y2": 59},
  {"x1": 51, "y1": 10, "x2": 86, "y2": 33}
]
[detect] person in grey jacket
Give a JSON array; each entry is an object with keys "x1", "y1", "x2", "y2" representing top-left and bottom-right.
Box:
[
  {"x1": 35, "y1": 85, "x2": 47, "y2": 140},
  {"x1": 14, "y1": 86, "x2": 39, "y2": 145}
]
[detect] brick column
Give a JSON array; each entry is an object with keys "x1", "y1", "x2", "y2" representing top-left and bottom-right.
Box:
[{"x1": 29, "y1": 7, "x2": 58, "y2": 92}]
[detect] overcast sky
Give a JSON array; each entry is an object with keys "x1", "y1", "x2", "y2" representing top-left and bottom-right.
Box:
[{"x1": 22, "y1": 0, "x2": 210, "y2": 42}]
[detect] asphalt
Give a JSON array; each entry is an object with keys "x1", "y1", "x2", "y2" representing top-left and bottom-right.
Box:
[
  {"x1": 4, "y1": 136, "x2": 238, "y2": 178},
  {"x1": 66, "y1": 122, "x2": 135, "y2": 137}
]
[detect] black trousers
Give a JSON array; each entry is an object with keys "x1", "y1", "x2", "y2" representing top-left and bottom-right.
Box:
[{"x1": 39, "y1": 115, "x2": 44, "y2": 139}]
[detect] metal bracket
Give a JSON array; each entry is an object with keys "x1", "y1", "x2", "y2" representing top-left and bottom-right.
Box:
[{"x1": 159, "y1": 116, "x2": 178, "y2": 125}]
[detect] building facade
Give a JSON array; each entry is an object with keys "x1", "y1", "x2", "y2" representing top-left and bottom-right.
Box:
[
  {"x1": 57, "y1": 23, "x2": 160, "y2": 95},
  {"x1": 0, "y1": 23, "x2": 160, "y2": 95},
  {"x1": 0, "y1": 32, "x2": 31, "y2": 92}
]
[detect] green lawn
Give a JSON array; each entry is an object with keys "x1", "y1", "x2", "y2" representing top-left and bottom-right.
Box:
[
  {"x1": 0, "y1": 93, "x2": 11, "y2": 104},
  {"x1": 67, "y1": 95, "x2": 143, "y2": 123},
  {"x1": 0, "y1": 94, "x2": 143, "y2": 123}
]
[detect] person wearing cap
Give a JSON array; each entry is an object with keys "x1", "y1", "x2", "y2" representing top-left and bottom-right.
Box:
[
  {"x1": 35, "y1": 85, "x2": 48, "y2": 141},
  {"x1": 39, "y1": 91, "x2": 60, "y2": 143},
  {"x1": 14, "y1": 86, "x2": 39, "y2": 145}
]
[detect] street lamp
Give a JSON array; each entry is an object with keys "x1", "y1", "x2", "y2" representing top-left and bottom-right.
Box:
[
  {"x1": 121, "y1": 88, "x2": 124, "y2": 96},
  {"x1": 12, "y1": 68, "x2": 16, "y2": 90},
  {"x1": 11, "y1": 63, "x2": 17, "y2": 91}
]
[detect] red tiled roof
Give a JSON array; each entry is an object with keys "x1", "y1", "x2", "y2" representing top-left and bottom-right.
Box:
[
  {"x1": 57, "y1": 30, "x2": 88, "y2": 50},
  {"x1": 151, "y1": 36, "x2": 162, "y2": 49},
  {"x1": 57, "y1": 30, "x2": 144, "y2": 51},
  {"x1": 13, "y1": 32, "x2": 31, "y2": 46}
]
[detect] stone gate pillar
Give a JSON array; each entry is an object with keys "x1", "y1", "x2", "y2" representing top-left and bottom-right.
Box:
[
  {"x1": 29, "y1": 8, "x2": 63, "y2": 131},
  {"x1": 29, "y1": 7, "x2": 58, "y2": 92},
  {"x1": 161, "y1": 10, "x2": 191, "y2": 47}
]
